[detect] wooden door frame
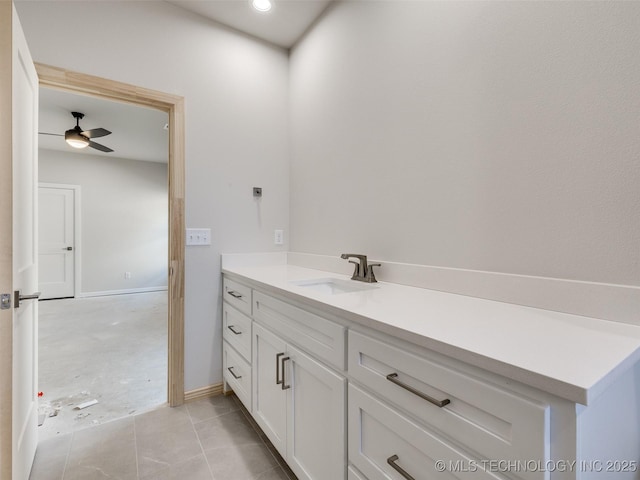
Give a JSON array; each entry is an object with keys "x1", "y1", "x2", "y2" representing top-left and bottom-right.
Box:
[{"x1": 35, "y1": 63, "x2": 185, "y2": 406}]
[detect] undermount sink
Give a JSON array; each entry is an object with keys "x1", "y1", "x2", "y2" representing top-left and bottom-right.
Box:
[{"x1": 290, "y1": 277, "x2": 378, "y2": 295}]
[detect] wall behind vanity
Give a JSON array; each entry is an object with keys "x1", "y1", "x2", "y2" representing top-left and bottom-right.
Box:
[{"x1": 289, "y1": 1, "x2": 640, "y2": 288}]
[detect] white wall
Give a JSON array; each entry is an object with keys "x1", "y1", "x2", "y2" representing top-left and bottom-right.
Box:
[
  {"x1": 39, "y1": 149, "x2": 168, "y2": 295},
  {"x1": 16, "y1": 1, "x2": 290, "y2": 391},
  {"x1": 290, "y1": 1, "x2": 640, "y2": 287}
]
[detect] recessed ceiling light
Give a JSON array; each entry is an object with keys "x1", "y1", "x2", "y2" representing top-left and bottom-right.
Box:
[{"x1": 252, "y1": 0, "x2": 272, "y2": 12}]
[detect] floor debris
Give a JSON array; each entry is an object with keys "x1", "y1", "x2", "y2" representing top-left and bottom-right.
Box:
[{"x1": 74, "y1": 399, "x2": 99, "y2": 410}]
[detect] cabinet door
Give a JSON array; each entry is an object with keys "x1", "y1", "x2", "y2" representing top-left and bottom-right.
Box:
[
  {"x1": 286, "y1": 344, "x2": 346, "y2": 480},
  {"x1": 252, "y1": 322, "x2": 287, "y2": 457}
]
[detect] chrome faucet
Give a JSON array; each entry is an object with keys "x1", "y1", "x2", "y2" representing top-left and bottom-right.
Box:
[{"x1": 340, "y1": 254, "x2": 381, "y2": 283}]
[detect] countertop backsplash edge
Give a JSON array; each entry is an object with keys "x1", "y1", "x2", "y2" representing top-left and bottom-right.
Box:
[{"x1": 285, "y1": 252, "x2": 640, "y2": 327}]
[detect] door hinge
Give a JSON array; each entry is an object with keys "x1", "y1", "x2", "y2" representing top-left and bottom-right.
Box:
[{"x1": 1, "y1": 293, "x2": 11, "y2": 310}]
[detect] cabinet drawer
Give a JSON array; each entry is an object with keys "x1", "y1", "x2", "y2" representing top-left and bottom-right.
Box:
[
  {"x1": 349, "y1": 384, "x2": 504, "y2": 480},
  {"x1": 254, "y1": 291, "x2": 346, "y2": 370},
  {"x1": 222, "y1": 303, "x2": 252, "y2": 362},
  {"x1": 223, "y1": 341, "x2": 251, "y2": 411},
  {"x1": 223, "y1": 277, "x2": 252, "y2": 316},
  {"x1": 349, "y1": 331, "x2": 549, "y2": 480}
]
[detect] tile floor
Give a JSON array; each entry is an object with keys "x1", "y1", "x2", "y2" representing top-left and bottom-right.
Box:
[{"x1": 30, "y1": 394, "x2": 296, "y2": 480}]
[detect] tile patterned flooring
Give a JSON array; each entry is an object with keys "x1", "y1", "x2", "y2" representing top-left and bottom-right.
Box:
[{"x1": 30, "y1": 394, "x2": 296, "y2": 480}]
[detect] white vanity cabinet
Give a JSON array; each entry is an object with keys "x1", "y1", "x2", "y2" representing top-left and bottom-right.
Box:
[
  {"x1": 252, "y1": 322, "x2": 346, "y2": 480},
  {"x1": 222, "y1": 275, "x2": 347, "y2": 480},
  {"x1": 222, "y1": 301, "x2": 252, "y2": 410},
  {"x1": 348, "y1": 330, "x2": 551, "y2": 480},
  {"x1": 221, "y1": 268, "x2": 640, "y2": 480},
  {"x1": 349, "y1": 383, "x2": 505, "y2": 480},
  {"x1": 222, "y1": 277, "x2": 255, "y2": 410},
  {"x1": 222, "y1": 277, "x2": 252, "y2": 316},
  {"x1": 348, "y1": 330, "x2": 549, "y2": 480}
]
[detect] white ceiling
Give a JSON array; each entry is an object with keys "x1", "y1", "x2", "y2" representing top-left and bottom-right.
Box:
[
  {"x1": 39, "y1": 88, "x2": 169, "y2": 163},
  {"x1": 167, "y1": 0, "x2": 333, "y2": 49}
]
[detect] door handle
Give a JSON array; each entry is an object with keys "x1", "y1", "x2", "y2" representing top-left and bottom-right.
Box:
[
  {"x1": 13, "y1": 291, "x2": 41, "y2": 309},
  {"x1": 64, "y1": 246, "x2": 73, "y2": 251}
]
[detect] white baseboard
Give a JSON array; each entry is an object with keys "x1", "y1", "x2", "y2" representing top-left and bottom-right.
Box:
[
  {"x1": 184, "y1": 383, "x2": 224, "y2": 403},
  {"x1": 78, "y1": 286, "x2": 168, "y2": 298},
  {"x1": 287, "y1": 252, "x2": 640, "y2": 326}
]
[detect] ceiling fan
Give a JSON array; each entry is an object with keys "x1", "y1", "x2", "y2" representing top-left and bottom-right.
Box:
[{"x1": 39, "y1": 111, "x2": 114, "y2": 153}]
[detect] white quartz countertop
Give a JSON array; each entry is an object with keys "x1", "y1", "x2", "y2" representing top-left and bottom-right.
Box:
[{"x1": 222, "y1": 263, "x2": 640, "y2": 405}]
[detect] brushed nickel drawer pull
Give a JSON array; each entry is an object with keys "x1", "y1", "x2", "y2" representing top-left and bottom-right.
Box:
[
  {"x1": 281, "y1": 356, "x2": 291, "y2": 390},
  {"x1": 227, "y1": 366, "x2": 242, "y2": 380},
  {"x1": 227, "y1": 325, "x2": 241, "y2": 335},
  {"x1": 386, "y1": 373, "x2": 451, "y2": 408},
  {"x1": 387, "y1": 455, "x2": 415, "y2": 480},
  {"x1": 227, "y1": 290, "x2": 242, "y2": 299},
  {"x1": 276, "y1": 352, "x2": 285, "y2": 385}
]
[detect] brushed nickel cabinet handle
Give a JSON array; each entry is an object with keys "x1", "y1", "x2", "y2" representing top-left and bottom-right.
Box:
[
  {"x1": 281, "y1": 356, "x2": 291, "y2": 390},
  {"x1": 227, "y1": 366, "x2": 242, "y2": 380},
  {"x1": 276, "y1": 352, "x2": 285, "y2": 385},
  {"x1": 386, "y1": 373, "x2": 450, "y2": 408},
  {"x1": 387, "y1": 455, "x2": 415, "y2": 480},
  {"x1": 227, "y1": 290, "x2": 242, "y2": 299},
  {"x1": 227, "y1": 325, "x2": 241, "y2": 335}
]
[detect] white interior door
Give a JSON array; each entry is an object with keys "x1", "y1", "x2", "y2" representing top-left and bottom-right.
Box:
[
  {"x1": 0, "y1": 3, "x2": 40, "y2": 479},
  {"x1": 39, "y1": 185, "x2": 76, "y2": 299}
]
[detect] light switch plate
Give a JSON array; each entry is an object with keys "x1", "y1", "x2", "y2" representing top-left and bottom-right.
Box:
[{"x1": 186, "y1": 228, "x2": 211, "y2": 246}]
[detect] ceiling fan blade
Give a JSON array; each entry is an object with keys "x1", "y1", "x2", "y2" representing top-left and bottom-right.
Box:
[
  {"x1": 38, "y1": 132, "x2": 64, "y2": 136},
  {"x1": 82, "y1": 127, "x2": 111, "y2": 139},
  {"x1": 88, "y1": 140, "x2": 114, "y2": 153}
]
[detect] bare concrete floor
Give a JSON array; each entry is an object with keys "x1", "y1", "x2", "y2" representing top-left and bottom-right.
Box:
[{"x1": 37, "y1": 292, "x2": 168, "y2": 442}]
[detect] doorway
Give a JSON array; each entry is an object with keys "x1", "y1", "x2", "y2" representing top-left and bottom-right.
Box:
[
  {"x1": 37, "y1": 86, "x2": 172, "y2": 438},
  {"x1": 35, "y1": 63, "x2": 186, "y2": 410}
]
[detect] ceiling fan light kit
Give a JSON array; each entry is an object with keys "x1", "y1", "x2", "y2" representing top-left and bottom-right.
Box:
[{"x1": 65, "y1": 129, "x2": 90, "y2": 149}]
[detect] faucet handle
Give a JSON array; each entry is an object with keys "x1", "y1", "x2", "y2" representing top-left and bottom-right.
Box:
[{"x1": 367, "y1": 263, "x2": 381, "y2": 283}]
